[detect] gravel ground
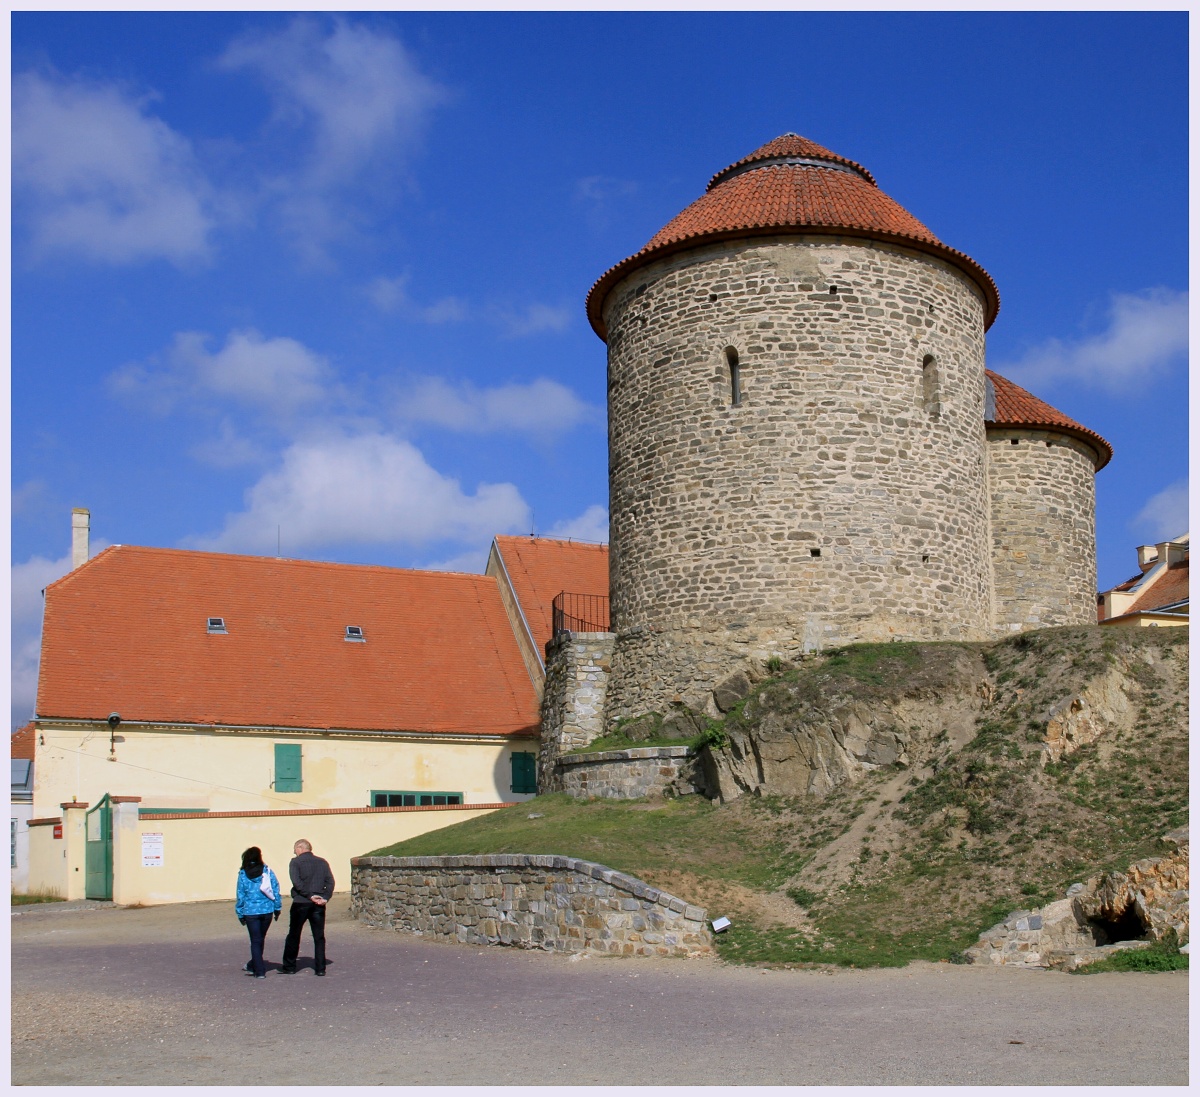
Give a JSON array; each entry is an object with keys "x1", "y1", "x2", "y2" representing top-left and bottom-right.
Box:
[{"x1": 11, "y1": 897, "x2": 1189, "y2": 1086}]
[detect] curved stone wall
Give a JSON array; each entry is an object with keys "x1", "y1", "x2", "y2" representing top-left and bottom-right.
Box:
[
  {"x1": 351, "y1": 853, "x2": 711, "y2": 957},
  {"x1": 603, "y1": 235, "x2": 992, "y2": 719},
  {"x1": 987, "y1": 428, "x2": 1099, "y2": 630}
]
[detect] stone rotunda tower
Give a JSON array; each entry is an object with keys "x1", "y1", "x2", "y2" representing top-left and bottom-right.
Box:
[{"x1": 585, "y1": 133, "x2": 1108, "y2": 723}]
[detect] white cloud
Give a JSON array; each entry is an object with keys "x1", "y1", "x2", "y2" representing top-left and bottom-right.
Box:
[
  {"x1": 417, "y1": 547, "x2": 489, "y2": 575},
  {"x1": 367, "y1": 275, "x2": 467, "y2": 324},
  {"x1": 12, "y1": 71, "x2": 216, "y2": 265},
  {"x1": 11, "y1": 544, "x2": 109, "y2": 730},
  {"x1": 187, "y1": 432, "x2": 530, "y2": 555},
  {"x1": 12, "y1": 480, "x2": 46, "y2": 516},
  {"x1": 110, "y1": 328, "x2": 337, "y2": 423},
  {"x1": 546, "y1": 505, "x2": 609, "y2": 544},
  {"x1": 219, "y1": 17, "x2": 444, "y2": 253},
  {"x1": 188, "y1": 418, "x2": 270, "y2": 470},
  {"x1": 395, "y1": 376, "x2": 599, "y2": 437},
  {"x1": 574, "y1": 175, "x2": 637, "y2": 231},
  {"x1": 1131, "y1": 481, "x2": 1189, "y2": 544},
  {"x1": 995, "y1": 288, "x2": 1188, "y2": 394},
  {"x1": 492, "y1": 303, "x2": 574, "y2": 338}
]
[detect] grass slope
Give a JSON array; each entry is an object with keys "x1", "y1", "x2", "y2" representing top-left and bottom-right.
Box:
[{"x1": 372, "y1": 627, "x2": 1188, "y2": 968}]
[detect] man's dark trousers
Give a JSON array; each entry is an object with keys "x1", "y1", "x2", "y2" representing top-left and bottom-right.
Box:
[{"x1": 282, "y1": 900, "x2": 326, "y2": 973}]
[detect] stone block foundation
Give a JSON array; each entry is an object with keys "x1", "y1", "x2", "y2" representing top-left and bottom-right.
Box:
[
  {"x1": 558, "y1": 746, "x2": 700, "y2": 800},
  {"x1": 351, "y1": 854, "x2": 711, "y2": 957}
]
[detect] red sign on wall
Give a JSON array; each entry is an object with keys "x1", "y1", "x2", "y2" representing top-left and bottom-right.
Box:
[{"x1": 53, "y1": 824, "x2": 63, "y2": 839}]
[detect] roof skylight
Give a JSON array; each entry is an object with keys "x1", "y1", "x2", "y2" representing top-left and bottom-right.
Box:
[
  {"x1": 345, "y1": 625, "x2": 365, "y2": 642},
  {"x1": 207, "y1": 617, "x2": 227, "y2": 634}
]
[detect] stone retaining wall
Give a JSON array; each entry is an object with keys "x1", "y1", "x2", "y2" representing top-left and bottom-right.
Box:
[
  {"x1": 558, "y1": 745, "x2": 700, "y2": 800},
  {"x1": 351, "y1": 854, "x2": 711, "y2": 957}
]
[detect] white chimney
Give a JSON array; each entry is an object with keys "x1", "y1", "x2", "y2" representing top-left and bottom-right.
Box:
[{"x1": 71, "y1": 508, "x2": 90, "y2": 570}]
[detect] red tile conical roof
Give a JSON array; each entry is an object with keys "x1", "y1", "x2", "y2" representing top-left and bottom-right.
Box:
[
  {"x1": 586, "y1": 134, "x2": 999, "y2": 339},
  {"x1": 985, "y1": 369, "x2": 1112, "y2": 470}
]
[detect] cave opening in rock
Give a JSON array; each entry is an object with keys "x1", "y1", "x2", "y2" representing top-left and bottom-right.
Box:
[{"x1": 1088, "y1": 904, "x2": 1148, "y2": 945}]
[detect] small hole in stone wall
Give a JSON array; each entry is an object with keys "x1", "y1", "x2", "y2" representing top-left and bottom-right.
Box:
[
  {"x1": 1010, "y1": 438, "x2": 1020, "y2": 445},
  {"x1": 810, "y1": 548, "x2": 822, "y2": 558},
  {"x1": 829, "y1": 285, "x2": 839, "y2": 295},
  {"x1": 709, "y1": 293, "x2": 718, "y2": 302},
  {"x1": 922, "y1": 554, "x2": 930, "y2": 564}
]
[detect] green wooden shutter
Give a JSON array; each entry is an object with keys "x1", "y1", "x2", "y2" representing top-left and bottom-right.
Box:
[
  {"x1": 274, "y1": 744, "x2": 303, "y2": 793},
  {"x1": 511, "y1": 751, "x2": 536, "y2": 795}
]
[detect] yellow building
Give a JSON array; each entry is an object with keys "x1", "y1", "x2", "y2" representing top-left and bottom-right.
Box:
[{"x1": 26, "y1": 529, "x2": 608, "y2": 903}]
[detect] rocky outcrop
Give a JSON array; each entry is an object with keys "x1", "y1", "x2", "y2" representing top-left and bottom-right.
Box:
[
  {"x1": 1075, "y1": 827, "x2": 1189, "y2": 943},
  {"x1": 702, "y1": 645, "x2": 989, "y2": 802},
  {"x1": 965, "y1": 828, "x2": 1189, "y2": 969},
  {"x1": 1042, "y1": 665, "x2": 1135, "y2": 764}
]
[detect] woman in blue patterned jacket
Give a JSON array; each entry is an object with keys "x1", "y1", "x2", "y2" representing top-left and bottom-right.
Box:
[{"x1": 236, "y1": 846, "x2": 282, "y2": 978}]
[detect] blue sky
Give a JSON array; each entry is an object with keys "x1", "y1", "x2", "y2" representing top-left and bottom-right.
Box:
[{"x1": 11, "y1": 12, "x2": 1189, "y2": 728}]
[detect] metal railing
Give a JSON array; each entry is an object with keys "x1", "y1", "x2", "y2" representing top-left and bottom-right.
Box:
[{"x1": 551, "y1": 592, "x2": 611, "y2": 636}]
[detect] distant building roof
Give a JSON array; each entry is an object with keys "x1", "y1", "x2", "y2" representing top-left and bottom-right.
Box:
[
  {"x1": 1099, "y1": 535, "x2": 1188, "y2": 624},
  {"x1": 587, "y1": 132, "x2": 999, "y2": 339},
  {"x1": 1124, "y1": 560, "x2": 1189, "y2": 616},
  {"x1": 11, "y1": 722, "x2": 35, "y2": 760},
  {"x1": 985, "y1": 369, "x2": 1113, "y2": 470},
  {"x1": 36, "y1": 546, "x2": 540, "y2": 737},
  {"x1": 492, "y1": 536, "x2": 609, "y2": 656}
]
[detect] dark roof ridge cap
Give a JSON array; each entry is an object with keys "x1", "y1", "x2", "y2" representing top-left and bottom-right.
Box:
[
  {"x1": 708, "y1": 133, "x2": 878, "y2": 189},
  {"x1": 709, "y1": 154, "x2": 875, "y2": 191}
]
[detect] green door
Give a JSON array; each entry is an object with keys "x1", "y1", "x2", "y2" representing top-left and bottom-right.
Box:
[{"x1": 85, "y1": 795, "x2": 113, "y2": 901}]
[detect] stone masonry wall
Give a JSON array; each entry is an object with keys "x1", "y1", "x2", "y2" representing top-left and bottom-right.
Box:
[
  {"x1": 603, "y1": 235, "x2": 993, "y2": 721},
  {"x1": 351, "y1": 853, "x2": 711, "y2": 957},
  {"x1": 558, "y1": 745, "x2": 698, "y2": 800},
  {"x1": 539, "y1": 631, "x2": 615, "y2": 790},
  {"x1": 987, "y1": 429, "x2": 1099, "y2": 631}
]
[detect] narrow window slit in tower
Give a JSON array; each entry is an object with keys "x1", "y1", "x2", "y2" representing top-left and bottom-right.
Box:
[
  {"x1": 921, "y1": 354, "x2": 940, "y2": 417},
  {"x1": 726, "y1": 347, "x2": 742, "y2": 407}
]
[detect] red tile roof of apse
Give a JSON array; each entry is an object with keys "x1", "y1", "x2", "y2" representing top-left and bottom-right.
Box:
[
  {"x1": 985, "y1": 369, "x2": 1113, "y2": 470},
  {"x1": 586, "y1": 133, "x2": 1000, "y2": 339},
  {"x1": 493, "y1": 536, "x2": 609, "y2": 655},
  {"x1": 36, "y1": 547, "x2": 540, "y2": 736}
]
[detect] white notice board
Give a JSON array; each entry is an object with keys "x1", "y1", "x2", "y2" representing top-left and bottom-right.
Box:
[{"x1": 141, "y1": 832, "x2": 164, "y2": 867}]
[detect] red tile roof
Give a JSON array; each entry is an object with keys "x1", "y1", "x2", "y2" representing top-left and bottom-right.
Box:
[
  {"x1": 707, "y1": 133, "x2": 878, "y2": 188},
  {"x1": 587, "y1": 133, "x2": 999, "y2": 339},
  {"x1": 985, "y1": 369, "x2": 1113, "y2": 470},
  {"x1": 36, "y1": 547, "x2": 540, "y2": 737},
  {"x1": 493, "y1": 536, "x2": 609, "y2": 656},
  {"x1": 1126, "y1": 561, "x2": 1189, "y2": 615},
  {"x1": 11, "y1": 723, "x2": 35, "y2": 760}
]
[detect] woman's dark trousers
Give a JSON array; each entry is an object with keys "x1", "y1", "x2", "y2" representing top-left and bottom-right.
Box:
[
  {"x1": 244, "y1": 913, "x2": 273, "y2": 976},
  {"x1": 283, "y1": 901, "x2": 326, "y2": 973}
]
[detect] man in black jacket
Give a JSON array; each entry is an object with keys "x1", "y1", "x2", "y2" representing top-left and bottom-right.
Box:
[{"x1": 279, "y1": 839, "x2": 335, "y2": 976}]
